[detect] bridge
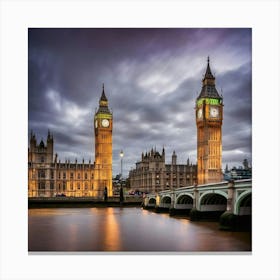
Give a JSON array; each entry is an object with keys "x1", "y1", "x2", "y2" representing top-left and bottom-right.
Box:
[{"x1": 143, "y1": 179, "x2": 252, "y2": 230}]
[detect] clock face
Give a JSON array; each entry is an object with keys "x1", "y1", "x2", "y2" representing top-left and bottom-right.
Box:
[
  {"x1": 210, "y1": 107, "x2": 219, "y2": 118},
  {"x1": 197, "y1": 108, "x2": 203, "y2": 119},
  {"x1": 101, "y1": 119, "x2": 109, "y2": 127},
  {"x1": 95, "y1": 120, "x2": 98, "y2": 128}
]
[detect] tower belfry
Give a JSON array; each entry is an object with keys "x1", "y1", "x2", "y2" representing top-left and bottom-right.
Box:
[
  {"x1": 196, "y1": 58, "x2": 223, "y2": 185},
  {"x1": 94, "y1": 85, "x2": 113, "y2": 196}
]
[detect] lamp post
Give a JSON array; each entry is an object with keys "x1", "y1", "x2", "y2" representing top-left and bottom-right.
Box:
[
  {"x1": 120, "y1": 150, "x2": 124, "y2": 179},
  {"x1": 119, "y1": 150, "x2": 124, "y2": 204}
]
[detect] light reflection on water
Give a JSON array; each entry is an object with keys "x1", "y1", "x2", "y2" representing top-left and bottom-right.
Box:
[{"x1": 28, "y1": 207, "x2": 251, "y2": 252}]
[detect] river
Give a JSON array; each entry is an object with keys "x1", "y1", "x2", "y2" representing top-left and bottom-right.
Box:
[{"x1": 28, "y1": 207, "x2": 251, "y2": 252}]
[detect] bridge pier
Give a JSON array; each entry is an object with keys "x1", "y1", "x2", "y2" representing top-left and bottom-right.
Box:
[
  {"x1": 219, "y1": 180, "x2": 239, "y2": 231},
  {"x1": 189, "y1": 186, "x2": 201, "y2": 220},
  {"x1": 168, "y1": 192, "x2": 176, "y2": 216}
]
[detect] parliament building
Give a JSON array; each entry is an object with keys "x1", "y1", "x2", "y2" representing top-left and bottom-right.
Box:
[
  {"x1": 128, "y1": 148, "x2": 197, "y2": 193},
  {"x1": 28, "y1": 86, "x2": 113, "y2": 198}
]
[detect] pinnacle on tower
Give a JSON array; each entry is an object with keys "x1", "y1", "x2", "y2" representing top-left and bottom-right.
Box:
[
  {"x1": 100, "y1": 83, "x2": 108, "y2": 103},
  {"x1": 204, "y1": 56, "x2": 215, "y2": 80},
  {"x1": 197, "y1": 57, "x2": 222, "y2": 100},
  {"x1": 97, "y1": 84, "x2": 111, "y2": 114}
]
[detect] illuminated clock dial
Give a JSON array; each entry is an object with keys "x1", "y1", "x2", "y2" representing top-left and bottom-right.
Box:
[
  {"x1": 197, "y1": 108, "x2": 203, "y2": 119},
  {"x1": 101, "y1": 119, "x2": 109, "y2": 127},
  {"x1": 95, "y1": 120, "x2": 98, "y2": 128},
  {"x1": 210, "y1": 107, "x2": 219, "y2": 118}
]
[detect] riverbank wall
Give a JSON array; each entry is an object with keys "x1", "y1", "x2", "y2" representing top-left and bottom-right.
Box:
[{"x1": 28, "y1": 197, "x2": 143, "y2": 208}]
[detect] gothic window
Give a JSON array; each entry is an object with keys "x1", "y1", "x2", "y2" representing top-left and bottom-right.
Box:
[
  {"x1": 77, "y1": 183, "x2": 80, "y2": 190},
  {"x1": 50, "y1": 182, "x2": 54, "y2": 189},
  {"x1": 51, "y1": 170, "x2": 54, "y2": 179},
  {"x1": 85, "y1": 173, "x2": 88, "y2": 180},
  {"x1": 38, "y1": 170, "x2": 45, "y2": 178},
  {"x1": 70, "y1": 172, "x2": 73, "y2": 179},
  {"x1": 41, "y1": 156, "x2": 44, "y2": 163},
  {"x1": 63, "y1": 172, "x2": 66, "y2": 179},
  {"x1": 58, "y1": 172, "x2": 61, "y2": 179},
  {"x1": 70, "y1": 183, "x2": 73, "y2": 190},
  {"x1": 78, "y1": 173, "x2": 80, "y2": 179}
]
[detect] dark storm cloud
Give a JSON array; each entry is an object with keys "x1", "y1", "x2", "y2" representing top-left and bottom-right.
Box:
[{"x1": 28, "y1": 28, "x2": 252, "y2": 176}]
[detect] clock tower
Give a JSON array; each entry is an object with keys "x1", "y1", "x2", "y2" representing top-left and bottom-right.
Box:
[
  {"x1": 196, "y1": 57, "x2": 223, "y2": 185},
  {"x1": 94, "y1": 84, "x2": 113, "y2": 197}
]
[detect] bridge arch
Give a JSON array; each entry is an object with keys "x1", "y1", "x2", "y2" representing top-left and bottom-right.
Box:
[
  {"x1": 176, "y1": 193, "x2": 194, "y2": 203},
  {"x1": 160, "y1": 195, "x2": 171, "y2": 208},
  {"x1": 148, "y1": 197, "x2": 156, "y2": 206},
  {"x1": 175, "y1": 194, "x2": 193, "y2": 210},
  {"x1": 235, "y1": 191, "x2": 252, "y2": 215},
  {"x1": 199, "y1": 191, "x2": 227, "y2": 212}
]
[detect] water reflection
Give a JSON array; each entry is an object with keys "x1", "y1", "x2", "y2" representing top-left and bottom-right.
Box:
[
  {"x1": 28, "y1": 207, "x2": 251, "y2": 252},
  {"x1": 102, "y1": 208, "x2": 121, "y2": 251}
]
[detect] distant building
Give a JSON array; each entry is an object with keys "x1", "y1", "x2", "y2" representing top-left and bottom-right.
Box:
[
  {"x1": 223, "y1": 159, "x2": 252, "y2": 181},
  {"x1": 128, "y1": 148, "x2": 197, "y2": 193}
]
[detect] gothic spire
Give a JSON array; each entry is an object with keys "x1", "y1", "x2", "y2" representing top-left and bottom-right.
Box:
[
  {"x1": 204, "y1": 56, "x2": 215, "y2": 80},
  {"x1": 100, "y1": 83, "x2": 108, "y2": 103},
  {"x1": 197, "y1": 57, "x2": 222, "y2": 100},
  {"x1": 97, "y1": 84, "x2": 111, "y2": 114}
]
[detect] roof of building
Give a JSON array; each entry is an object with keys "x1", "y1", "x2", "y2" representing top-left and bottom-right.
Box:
[
  {"x1": 97, "y1": 84, "x2": 111, "y2": 114},
  {"x1": 100, "y1": 84, "x2": 108, "y2": 102},
  {"x1": 39, "y1": 140, "x2": 45, "y2": 148},
  {"x1": 197, "y1": 57, "x2": 222, "y2": 100}
]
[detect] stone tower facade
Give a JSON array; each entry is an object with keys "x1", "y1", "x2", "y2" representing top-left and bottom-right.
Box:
[
  {"x1": 94, "y1": 85, "x2": 113, "y2": 196},
  {"x1": 196, "y1": 58, "x2": 223, "y2": 185},
  {"x1": 28, "y1": 130, "x2": 55, "y2": 197}
]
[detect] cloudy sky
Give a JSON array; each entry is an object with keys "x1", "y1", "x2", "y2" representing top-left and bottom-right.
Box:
[{"x1": 28, "y1": 28, "x2": 252, "y2": 177}]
